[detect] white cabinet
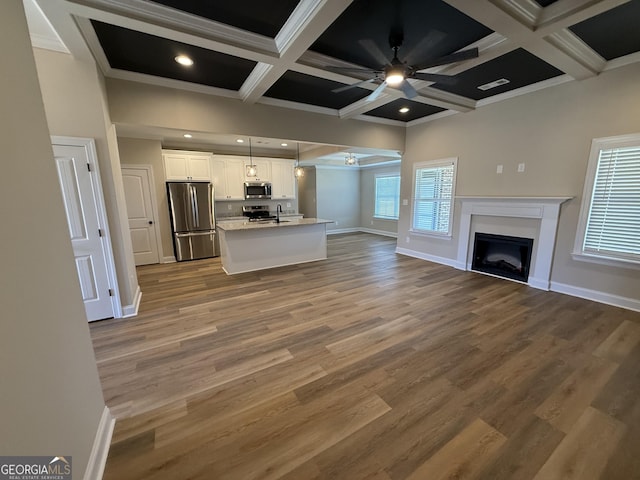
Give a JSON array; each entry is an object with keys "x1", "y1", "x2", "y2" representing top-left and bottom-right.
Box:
[
  {"x1": 244, "y1": 158, "x2": 271, "y2": 182},
  {"x1": 211, "y1": 155, "x2": 245, "y2": 200},
  {"x1": 162, "y1": 150, "x2": 212, "y2": 181},
  {"x1": 270, "y1": 159, "x2": 297, "y2": 199}
]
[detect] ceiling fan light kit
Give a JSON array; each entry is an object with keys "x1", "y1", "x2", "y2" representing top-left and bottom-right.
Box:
[{"x1": 327, "y1": 28, "x2": 479, "y2": 103}]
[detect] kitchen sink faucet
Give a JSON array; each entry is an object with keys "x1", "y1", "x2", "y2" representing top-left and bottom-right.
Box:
[{"x1": 276, "y1": 204, "x2": 283, "y2": 223}]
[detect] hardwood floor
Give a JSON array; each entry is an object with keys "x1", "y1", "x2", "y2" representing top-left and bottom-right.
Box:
[{"x1": 90, "y1": 233, "x2": 640, "y2": 480}]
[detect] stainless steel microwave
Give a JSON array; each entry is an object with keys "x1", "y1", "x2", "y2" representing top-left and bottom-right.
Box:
[{"x1": 244, "y1": 181, "x2": 272, "y2": 199}]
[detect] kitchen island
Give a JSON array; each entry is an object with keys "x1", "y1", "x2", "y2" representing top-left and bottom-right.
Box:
[{"x1": 216, "y1": 218, "x2": 334, "y2": 274}]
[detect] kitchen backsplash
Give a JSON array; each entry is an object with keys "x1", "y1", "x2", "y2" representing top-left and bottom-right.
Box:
[{"x1": 216, "y1": 199, "x2": 299, "y2": 218}]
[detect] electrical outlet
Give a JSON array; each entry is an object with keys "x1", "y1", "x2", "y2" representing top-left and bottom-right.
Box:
[
  {"x1": 227, "y1": 204, "x2": 232, "y2": 210},
  {"x1": 406, "y1": 236, "x2": 410, "y2": 243},
  {"x1": 286, "y1": 202, "x2": 291, "y2": 208},
  {"x1": 497, "y1": 164, "x2": 503, "y2": 174},
  {"x1": 335, "y1": 221, "x2": 339, "y2": 225},
  {"x1": 518, "y1": 163, "x2": 525, "y2": 173},
  {"x1": 371, "y1": 220, "x2": 374, "y2": 225}
]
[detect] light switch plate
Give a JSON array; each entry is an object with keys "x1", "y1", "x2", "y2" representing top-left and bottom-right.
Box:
[
  {"x1": 497, "y1": 164, "x2": 503, "y2": 174},
  {"x1": 402, "y1": 199, "x2": 408, "y2": 206},
  {"x1": 518, "y1": 163, "x2": 525, "y2": 172}
]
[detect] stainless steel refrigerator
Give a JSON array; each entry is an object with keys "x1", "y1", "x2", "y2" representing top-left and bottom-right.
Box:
[{"x1": 167, "y1": 181, "x2": 218, "y2": 261}]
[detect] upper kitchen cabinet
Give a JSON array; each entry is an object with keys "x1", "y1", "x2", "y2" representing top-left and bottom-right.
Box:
[
  {"x1": 211, "y1": 155, "x2": 245, "y2": 200},
  {"x1": 162, "y1": 150, "x2": 212, "y2": 181},
  {"x1": 270, "y1": 159, "x2": 296, "y2": 199},
  {"x1": 244, "y1": 158, "x2": 271, "y2": 182}
]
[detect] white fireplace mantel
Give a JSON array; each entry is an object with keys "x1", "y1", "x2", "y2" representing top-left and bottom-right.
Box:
[{"x1": 456, "y1": 196, "x2": 572, "y2": 290}]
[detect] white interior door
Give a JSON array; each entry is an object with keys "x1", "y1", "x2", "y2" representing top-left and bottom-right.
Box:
[
  {"x1": 53, "y1": 144, "x2": 114, "y2": 321},
  {"x1": 121, "y1": 166, "x2": 160, "y2": 265}
]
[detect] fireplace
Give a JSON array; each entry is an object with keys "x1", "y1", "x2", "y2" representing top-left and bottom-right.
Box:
[
  {"x1": 472, "y1": 233, "x2": 534, "y2": 282},
  {"x1": 455, "y1": 197, "x2": 571, "y2": 290}
]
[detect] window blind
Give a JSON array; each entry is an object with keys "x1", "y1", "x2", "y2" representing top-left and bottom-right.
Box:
[
  {"x1": 412, "y1": 162, "x2": 455, "y2": 234},
  {"x1": 583, "y1": 145, "x2": 640, "y2": 259},
  {"x1": 374, "y1": 175, "x2": 400, "y2": 219}
]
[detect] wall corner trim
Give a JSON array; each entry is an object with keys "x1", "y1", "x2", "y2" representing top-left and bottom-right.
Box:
[
  {"x1": 83, "y1": 406, "x2": 115, "y2": 480},
  {"x1": 122, "y1": 285, "x2": 142, "y2": 318}
]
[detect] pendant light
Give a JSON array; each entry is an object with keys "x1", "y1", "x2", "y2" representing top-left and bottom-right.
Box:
[
  {"x1": 246, "y1": 138, "x2": 257, "y2": 177},
  {"x1": 294, "y1": 142, "x2": 304, "y2": 178},
  {"x1": 345, "y1": 153, "x2": 358, "y2": 166}
]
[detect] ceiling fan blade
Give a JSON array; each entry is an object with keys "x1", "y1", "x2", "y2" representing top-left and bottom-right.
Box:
[
  {"x1": 331, "y1": 78, "x2": 377, "y2": 93},
  {"x1": 412, "y1": 72, "x2": 457, "y2": 85},
  {"x1": 399, "y1": 80, "x2": 419, "y2": 99},
  {"x1": 366, "y1": 81, "x2": 388, "y2": 102},
  {"x1": 325, "y1": 66, "x2": 382, "y2": 74},
  {"x1": 415, "y1": 47, "x2": 479, "y2": 71},
  {"x1": 359, "y1": 38, "x2": 391, "y2": 67},
  {"x1": 403, "y1": 30, "x2": 446, "y2": 65}
]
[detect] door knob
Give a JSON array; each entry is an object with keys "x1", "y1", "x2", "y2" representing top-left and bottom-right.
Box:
[{"x1": 148, "y1": 221, "x2": 153, "y2": 225}]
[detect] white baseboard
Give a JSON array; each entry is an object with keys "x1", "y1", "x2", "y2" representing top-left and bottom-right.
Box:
[
  {"x1": 121, "y1": 285, "x2": 141, "y2": 318},
  {"x1": 550, "y1": 281, "x2": 640, "y2": 312},
  {"x1": 84, "y1": 406, "x2": 114, "y2": 480},
  {"x1": 528, "y1": 276, "x2": 550, "y2": 291},
  {"x1": 395, "y1": 247, "x2": 463, "y2": 269},
  {"x1": 359, "y1": 227, "x2": 398, "y2": 238},
  {"x1": 162, "y1": 256, "x2": 176, "y2": 263},
  {"x1": 327, "y1": 227, "x2": 359, "y2": 235}
]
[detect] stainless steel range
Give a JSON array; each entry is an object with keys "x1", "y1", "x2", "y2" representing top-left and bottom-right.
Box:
[{"x1": 242, "y1": 205, "x2": 276, "y2": 222}]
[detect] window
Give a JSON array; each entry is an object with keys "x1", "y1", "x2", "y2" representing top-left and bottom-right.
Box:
[
  {"x1": 374, "y1": 175, "x2": 400, "y2": 219},
  {"x1": 574, "y1": 134, "x2": 640, "y2": 267},
  {"x1": 411, "y1": 158, "x2": 457, "y2": 236}
]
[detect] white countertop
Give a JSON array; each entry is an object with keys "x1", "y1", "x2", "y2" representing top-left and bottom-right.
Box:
[{"x1": 216, "y1": 218, "x2": 333, "y2": 231}]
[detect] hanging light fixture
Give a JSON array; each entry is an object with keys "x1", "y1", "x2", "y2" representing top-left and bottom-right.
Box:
[
  {"x1": 294, "y1": 143, "x2": 304, "y2": 178},
  {"x1": 246, "y1": 138, "x2": 257, "y2": 177},
  {"x1": 345, "y1": 153, "x2": 358, "y2": 166}
]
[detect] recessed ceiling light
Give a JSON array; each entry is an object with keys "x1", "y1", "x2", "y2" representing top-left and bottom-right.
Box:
[
  {"x1": 399, "y1": 107, "x2": 410, "y2": 113},
  {"x1": 183, "y1": 133, "x2": 193, "y2": 138},
  {"x1": 174, "y1": 55, "x2": 194, "y2": 67},
  {"x1": 478, "y1": 78, "x2": 510, "y2": 91},
  {"x1": 281, "y1": 143, "x2": 288, "y2": 147},
  {"x1": 236, "y1": 139, "x2": 244, "y2": 143}
]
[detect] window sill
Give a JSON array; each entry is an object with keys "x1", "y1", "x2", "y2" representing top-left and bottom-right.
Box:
[
  {"x1": 571, "y1": 251, "x2": 640, "y2": 271},
  {"x1": 409, "y1": 229, "x2": 453, "y2": 240},
  {"x1": 373, "y1": 216, "x2": 398, "y2": 221}
]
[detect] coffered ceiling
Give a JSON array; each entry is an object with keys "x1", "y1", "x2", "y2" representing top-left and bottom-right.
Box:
[{"x1": 30, "y1": 0, "x2": 640, "y2": 127}]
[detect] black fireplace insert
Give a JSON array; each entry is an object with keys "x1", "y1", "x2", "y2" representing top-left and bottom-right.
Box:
[{"x1": 472, "y1": 232, "x2": 534, "y2": 282}]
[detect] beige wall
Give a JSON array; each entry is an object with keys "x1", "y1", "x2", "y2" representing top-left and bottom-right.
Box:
[
  {"x1": 106, "y1": 78, "x2": 406, "y2": 152},
  {"x1": 0, "y1": 0, "x2": 106, "y2": 475},
  {"x1": 116, "y1": 137, "x2": 174, "y2": 260},
  {"x1": 360, "y1": 165, "x2": 400, "y2": 235},
  {"x1": 316, "y1": 167, "x2": 361, "y2": 231},
  {"x1": 32, "y1": 47, "x2": 139, "y2": 308},
  {"x1": 298, "y1": 167, "x2": 318, "y2": 219},
  {"x1": 401, "y1": 62, "x2": 640, "y2": 302}
]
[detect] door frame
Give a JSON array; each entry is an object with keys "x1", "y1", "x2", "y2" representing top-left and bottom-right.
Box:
[
  {"x1": 51, "y1": 136, "x2": 122, "y2": 318},
  {"x1": 121, "y1": 164, "x2": 164, "y2": 264}
]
